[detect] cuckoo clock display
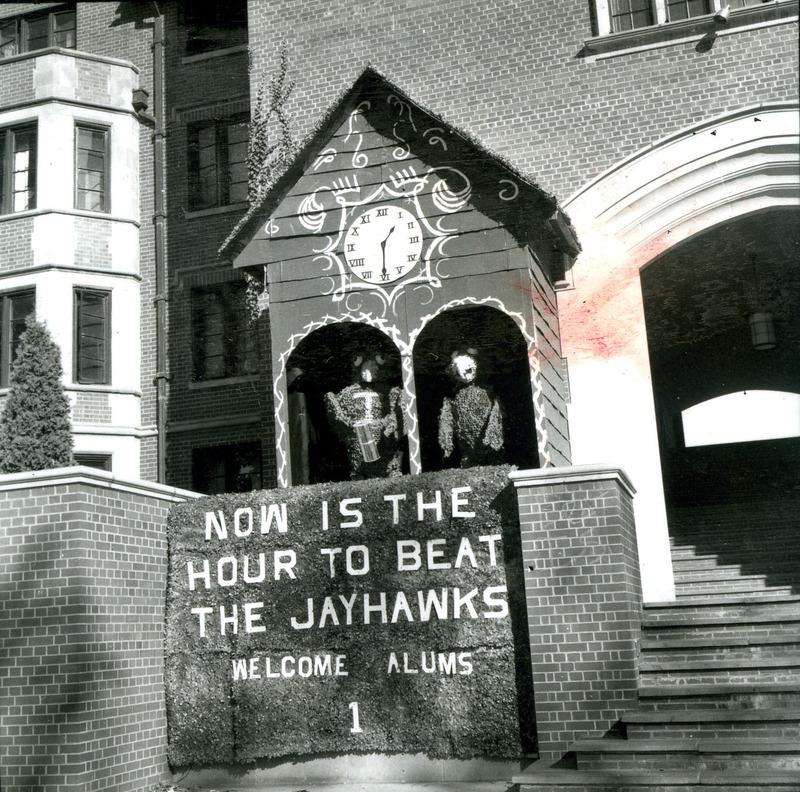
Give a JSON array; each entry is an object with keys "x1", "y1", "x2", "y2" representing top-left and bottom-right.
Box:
[{"x1": 231, "y1": 70, "x2": 572, "y2": 488}]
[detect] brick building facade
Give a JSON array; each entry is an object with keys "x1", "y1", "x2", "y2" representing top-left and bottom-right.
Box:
[
  {"x1": 0, "y1": 3, "x2": 798, "y2": 788},
  {"x1": 0, "y1": 2, "x2": 797, "y2": 598}
]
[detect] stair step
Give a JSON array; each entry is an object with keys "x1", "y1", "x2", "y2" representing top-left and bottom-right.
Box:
[
  {"x1": 671, "y1": 557, "x2": 745, "y2": 571},
  {"x1": 641, "y1": 672, "x2": 800, "y2": 687},
  {"x1": 641, "y1": 657, "x2": 800, "y2": 672},
  {"x1": 516, "y1": 767, "x2": 800, "y2": 792},
  {"x1": 638, "y1": 682, "x2": 800, "y2": 710},
  {"x1": 643, "y1": 598, "x2": 800, "y2": 626},
  {"x1": 623, "y1": 707, "x2": 800, "y2": 739},
  {"x1": 642, "y1": 633, "x2": 800, "y2": 650},
  {"x1": 572, "y1": 737, "x2": 800, "y2": 771},
  {"x1": 674, "y1": 568, "x2": 768, "y2": 583},
  {"x1": 676, "y1": 584, "x2": 796, "y2": 599},
  {"x1": 642, "y1": 612, "x2": 800, "y2": 633},
  {"x1": 646, "y1": 593, "x2": 800, "y2": 609}
]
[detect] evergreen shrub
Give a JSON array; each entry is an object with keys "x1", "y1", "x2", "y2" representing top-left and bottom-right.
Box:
[{"x1": 0, "y1": 317, "x2": 73, "y2": 473}]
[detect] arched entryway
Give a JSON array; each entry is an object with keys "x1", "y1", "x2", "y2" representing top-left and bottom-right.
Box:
[
  {"x1": 412, "y1": 305, "x2": 538, "y2": 472},
  {"x1": 640, "y1": 208, "x2": 800, "y2": 590},
  {"x1": 560, "y1": 103, "x2": 800, "y2": 601},
  {"x1": 641, "y1": 208, "x2": 800, "y2": 507},
  {"x1": 285, "y1": 322, "x2": 403, "y2": 484}
]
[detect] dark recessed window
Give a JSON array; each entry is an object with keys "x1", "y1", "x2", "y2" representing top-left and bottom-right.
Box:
[
  {"x1": 666, "y1": 0, "x2": 712, "y2": 21},
  {"x1": 191, "y1": 282, "x2": 257, "y2": 381},
  {"x1": 74, "y1": 288, "x2": 111, "y2": 385},
  {"x1": 1, "y1": 124, "x2": 37, "y2": 214},
  {"x1": 74, "y1": 453, "x2": 112, "y2": 471},
  {"x1": 610, "y1": 0, "x2": 655, "y2": 31},
  {"x1": 192, "y1": 442, "x2": 262, "y2": 495},
  {"x1": 187, "y1": 116, "x2": 248, "y2": 210},
  {"x1": 181, "y1": 0, "x2": 247, "y2": 55},
  {"x1": 0, "y1": 289, "x2": 35, "y2": 387},
  {"x1": 0, "y1": 5, "x2": 76, "y2": 59},
  {"x1": 75, "y1": 125, "x2": 109, "y2": 213}
]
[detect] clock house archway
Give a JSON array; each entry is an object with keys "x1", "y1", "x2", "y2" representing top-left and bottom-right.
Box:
[{"x1": 285, "y1": 321, "x2": 404, "y2": 485}]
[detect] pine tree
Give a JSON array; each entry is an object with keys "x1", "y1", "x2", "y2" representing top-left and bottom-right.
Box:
[{"x1": 0, "y1": 316, "x2": 74, "y2": 473}]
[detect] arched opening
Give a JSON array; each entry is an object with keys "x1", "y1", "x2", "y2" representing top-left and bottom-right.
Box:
[
  {"x1": 413, "y1": 306, "x2": 537, "y2": 472},
  {"x1": 560, "y1": 104, "x2": 800, "y2": 601},
  {"x1": 641, "y1": 208, "x2": 800, "y2": 507},
  {"x1": 286, "y1": 322, "x2": 404, "y2": 484},
  {"x1": 681, "y1": 390, "x2": 800, "y2": 448}
]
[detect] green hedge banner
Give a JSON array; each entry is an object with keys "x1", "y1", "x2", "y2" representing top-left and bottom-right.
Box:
[{"x1": 165, "y1": 465, "x2": 535, "y2": 765}]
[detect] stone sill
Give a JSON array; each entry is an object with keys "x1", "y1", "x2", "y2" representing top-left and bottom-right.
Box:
[
  {"x1": 0, "y1": 464, "x2": 198, "y2": 500},
  {"x1": 67, "y1": 384, "x2": 142, "y2": 397},
  {"x1": 0, "y1": 46, "x2": 139, "y2": 73},
  {"x1": 181, "y1": 44, "x2": 248, "y2": 64},
  {"x1": 0, "y1": 208, "x2": 139, "y2": 227},
  {"x1": 582, "y1": 1, "x2": 798, "y2": 60},
  {"x1": 187, "y1": 374, "x2": 260, "y2": 391},
  {"x1": 509, "y1": 464, "x2": 637, "y2": 497},
  {"x1": 183, "y1": 202, "x2": 248, "y2": 220}
]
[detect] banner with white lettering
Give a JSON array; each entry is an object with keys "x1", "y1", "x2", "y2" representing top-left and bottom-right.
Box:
[{"x1": 165, "y1": 465, "x2": 534, "y2": 765}]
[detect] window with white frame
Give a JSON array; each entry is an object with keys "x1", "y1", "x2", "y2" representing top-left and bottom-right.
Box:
[
  {"x1": 0, "y1": 124, "x2": 37, "y2": 214},
  {"x1": 75, "y1": 124, "x2": 109, "y2": 213},
  {"x1": 74, "y1": 288, "x2": 111, "y2": 385},
  {"x1": 0, "y1": 4, "x2": 76, "y2": 59},
  {"x1": 594, "y1": 0, "x2": 765, "y2": 34}
]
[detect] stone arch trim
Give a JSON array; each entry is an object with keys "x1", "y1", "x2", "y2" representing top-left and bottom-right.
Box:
[
  {"x1": 563, "y1": 103, "x2": 799, "y2": 261},
  {"x1": 554, "y1": 105, "x2": 798, "y2": 603}
]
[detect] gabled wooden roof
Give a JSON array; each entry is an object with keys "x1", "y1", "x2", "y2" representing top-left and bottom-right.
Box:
[{"x1": 221, "y1": 67, "x2": 579, "y2": 266}]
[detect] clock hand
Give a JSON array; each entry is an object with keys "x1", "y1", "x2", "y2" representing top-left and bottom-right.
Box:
[{"x1": 380, "y1": 226, "x2": 396, "y2": 277}]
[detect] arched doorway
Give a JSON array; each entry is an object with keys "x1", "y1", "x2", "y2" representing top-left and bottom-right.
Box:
[
  {"x1": 641, "y1": 208, "x2": 800, "y2": 507},
  {"x1": 412, "y1": 306, "x2": 538, "y2": 472},
  {"x1": 560, "y1": 104, "x2": 800, "y2": 601},
  {"x1": 286, "y1": 322, "x2": 403, "y2": 484}
]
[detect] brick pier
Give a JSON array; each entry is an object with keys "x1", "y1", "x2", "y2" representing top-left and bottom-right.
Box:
[{"x1": 511, "y1": 465, "x2": 642, "y2": 761}]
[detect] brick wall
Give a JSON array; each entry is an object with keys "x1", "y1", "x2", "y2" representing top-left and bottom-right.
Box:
[
  {"x1": 0, "y1": 467, "x2": 196, "y2": 792},
  {"x1": 161, "y1": 6, "x2": 276, "y2": 490},
  {"x1": 246, "y1": 0, "x2": 797, "y2": 204},
  {"x1": 511, "y1": 465, "x2": 642, "y2": 761},
  {"x1": 0, "y1": 218, "x2": 35, "y2": 273}
]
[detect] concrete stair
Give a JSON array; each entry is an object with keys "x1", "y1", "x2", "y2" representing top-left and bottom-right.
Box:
[{"x1": 514, "y1": 534, "x2": 800, "y2": 791}]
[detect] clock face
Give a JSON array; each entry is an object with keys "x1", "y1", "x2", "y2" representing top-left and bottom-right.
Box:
[{"x1": 344, "y1": 205, "x2": 423, "y2": 285}]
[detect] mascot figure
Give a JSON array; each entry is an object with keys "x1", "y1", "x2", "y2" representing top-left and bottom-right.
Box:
[
  {"x1": 325, "y1": 353, "x2": 404, "y2": 479},
  {"x1": 438, "y1": 349, "x2": 504, "y2": 468}
]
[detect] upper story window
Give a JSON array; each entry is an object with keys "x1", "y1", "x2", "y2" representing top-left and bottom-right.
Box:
[
  {"x1": 610, "y1": 0, "x2": 656, "y2": 31},
  {"x1": 0, "y1": 5, "x2": 76, "y2": 59},
  {"x1": 75, "y1": 125, "x2": 109, "y2": 213},
  {"x1": 191, "y1": 282, "x2": 257, "y2": 382},
  {"x1": 181, "y1": 0, "x2": 247, "y2": 56},
  {"x1": 0, "y1": 288, "x2": 35, "y2": 388},
  {"x1": 1, "y1": 124, "x2": 37, "y2": 214},
  {"x1": 596, "y1": 0, "x2": 765, "y2": 34},
  {"x1": 74, "y1": 288, "x2": 111, "y2": 385},
  {"x1": 187, "y1": 116, "x2": 248, "y2": 210}
]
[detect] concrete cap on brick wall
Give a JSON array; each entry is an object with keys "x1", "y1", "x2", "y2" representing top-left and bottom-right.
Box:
[
  {"x1": 0, "y1": 465, "x2": 200, "y2": 502},
  {"x1": 509, "y1": 464, "x2": 636, "y2": 498}
]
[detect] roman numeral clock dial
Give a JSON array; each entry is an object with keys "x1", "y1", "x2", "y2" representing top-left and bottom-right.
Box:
[{"x1": 344, "y1": 205, "x2": 423, "y2": 285}]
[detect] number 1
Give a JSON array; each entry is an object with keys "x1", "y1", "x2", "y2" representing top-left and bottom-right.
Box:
[{"x1": 349, "y1": 701, "x2": 363, "y2": 733}]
